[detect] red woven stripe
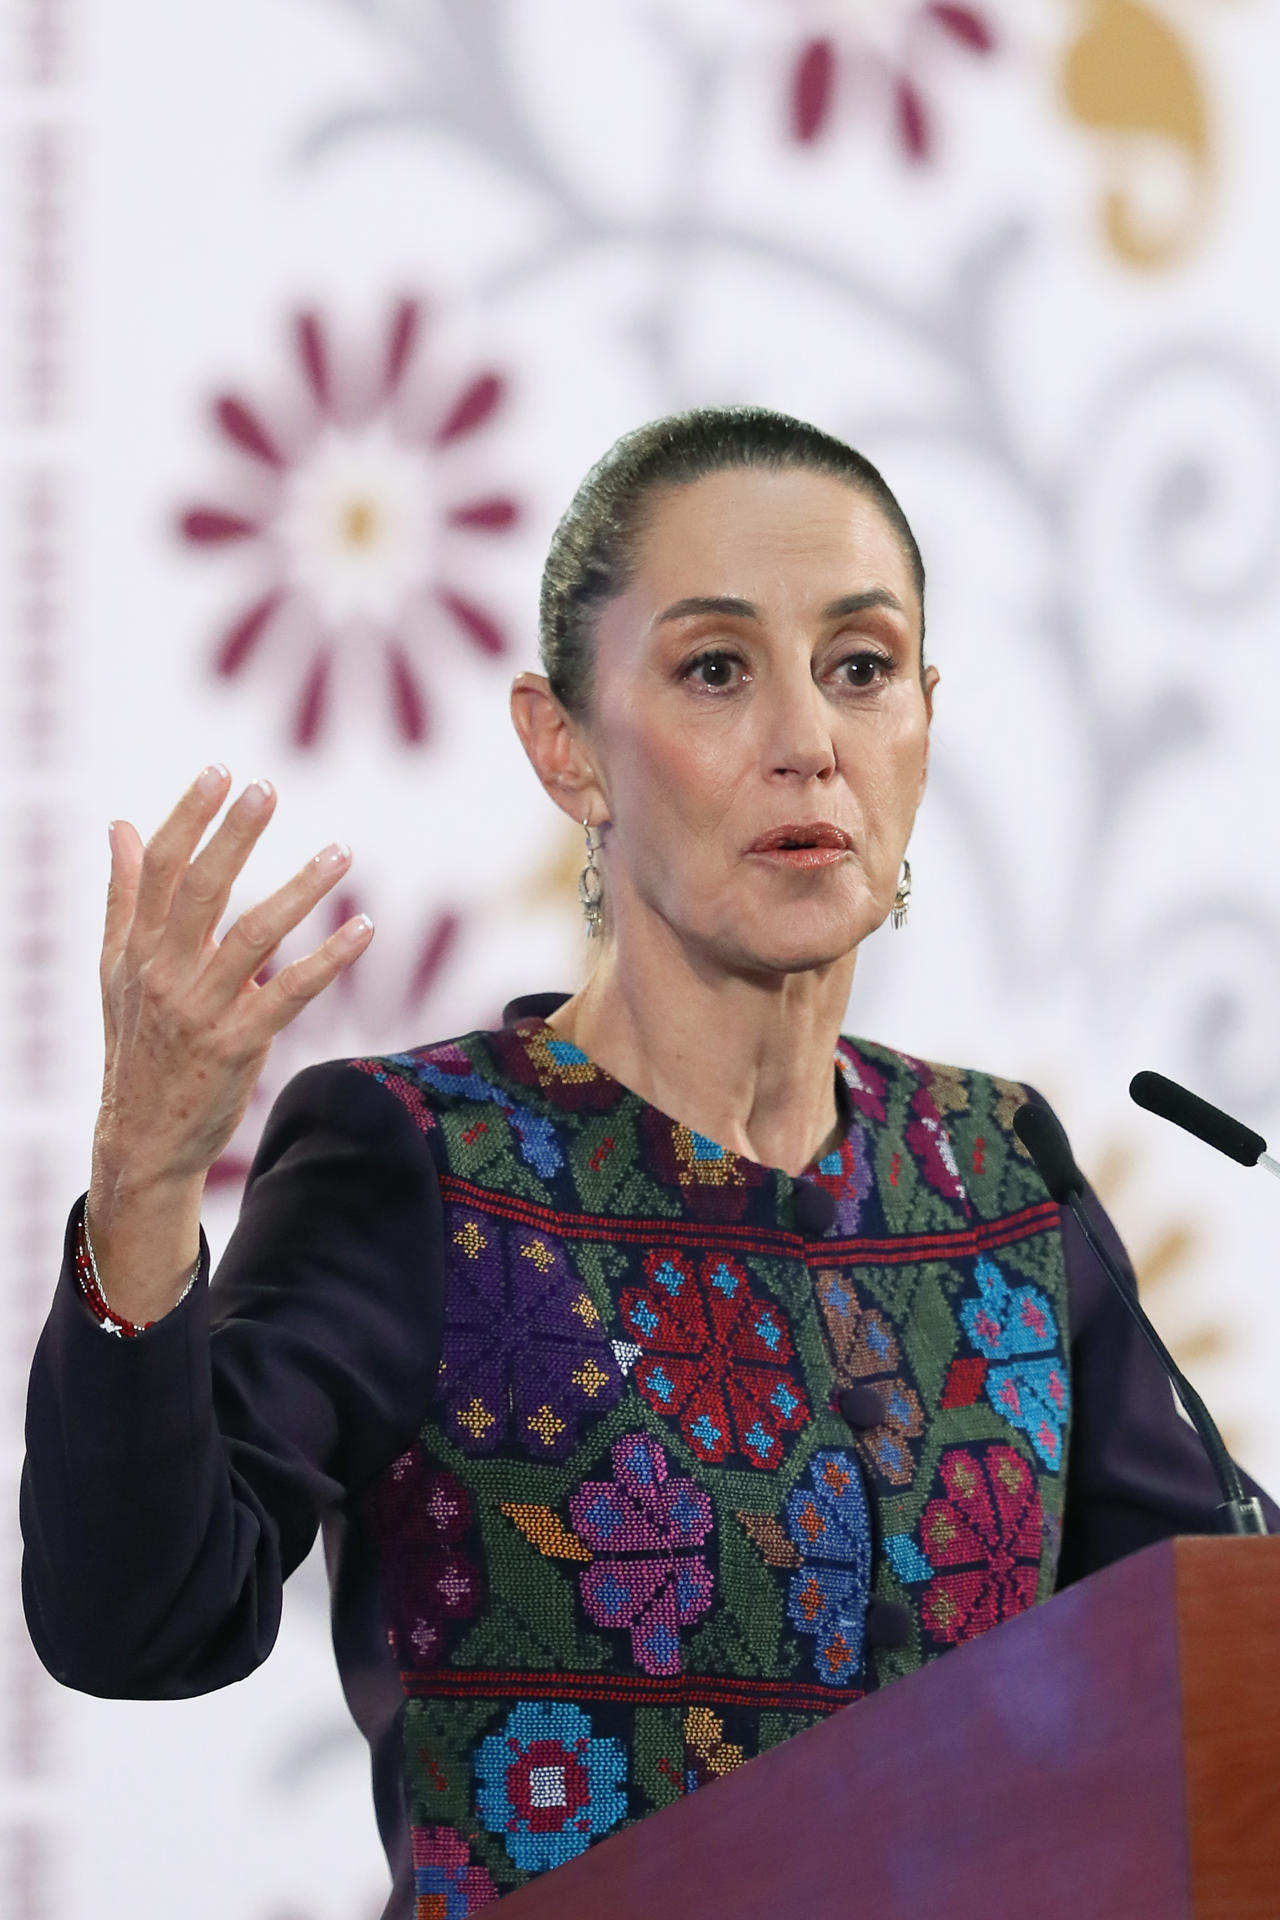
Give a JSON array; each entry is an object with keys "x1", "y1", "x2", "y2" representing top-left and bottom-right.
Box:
[
  {"x1": 436, "y1": 1173, "x2": 1060, "y2": 1266},
  {"x1": 401, "y1": 1667, "x2": 858, "y2": 1715}
]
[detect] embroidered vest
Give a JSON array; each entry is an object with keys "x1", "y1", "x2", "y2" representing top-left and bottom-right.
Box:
[{"x1": 353, "y1": 1020, "x2": 1069, "y2": 1913}]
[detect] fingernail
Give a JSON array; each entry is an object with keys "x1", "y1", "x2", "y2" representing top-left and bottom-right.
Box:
[
  {"x1": 198, "y1": 763, "x2": 228, "y2": 795},
  {"x1": 341, "y1": 913, "x2": 374, "y2": 945},
  {"x1": 242, "y1": 777, "x2": 274, "y2": 815},
  {"x1": 314, "y1": 841, "x2": 351, "y2": 870},
  {"x1": 107, "y1": 821, "x2": 118, "y2": 854}
]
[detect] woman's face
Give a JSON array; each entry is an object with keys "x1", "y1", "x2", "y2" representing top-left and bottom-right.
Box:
[{"x1": 579, "y1": 465, "x2": 937, "y2": 978}]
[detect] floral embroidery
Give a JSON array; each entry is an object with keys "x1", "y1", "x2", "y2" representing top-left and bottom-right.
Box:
[
  {"x1": 490, "y1": 1022, "x2": 624, "y2": 1114},
  {"x1": 960, "y1": 1258, "x2": 1069, "y2": 1469},
  {"x1": 815, "y1": 1271, "x2": 925, "y2": 1486},
  {"x1": 474, "y1": 1702, "x2": 628, "y2": 1873},
  {"x1": 569, "y1": 1434, "x2": 714, "y2": 1675},
  {"x1": 835, "y1": 1042, "x2": 888, "y2": 1123},
  {"x1": 411, "y1": 1826, "x2": 499, "y2": 1915},
  {"x1": 623, "y1": 1251, "x2": 809, "y2": 1468},
  {"x1": 370, "y1": 1455, "x2": 482, "y2": 1667},
  {"x1": 805, "y1": 1124, "x2": 872, "y2": 1234},
  {"x1": 639, "y1": 1108, "x2": 770, "y2": 1221},
  {"x1": 684, "y1": 1707, "x2": 746, "y2": 1792},
  {"x1": 401, "y1": 1048, "x2": 565, "y2": 1177},
  {"x1": 785, "y1": 1452, "x2": 873, "y2": 1685},
  {"x1": 904, "y1": 1082, "x2": 968, "y2": 1206},
  {"x1": 437, "y1": 1206, "x2": 621, "y2": 1459},
  {"x1": 919, "y1": 1445, "x2": 1043, "y2": 1647}
]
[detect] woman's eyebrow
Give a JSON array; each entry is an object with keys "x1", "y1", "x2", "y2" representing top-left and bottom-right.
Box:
[
  {"x1": 822, "y1": 589, "x2": 905, "y2": 619},
  {"x1": 656, "y1": 588, "x2": 905, "y2": 626},
  {"x1": 656, "y1": 595, "x2": 757, "y2": 625}
]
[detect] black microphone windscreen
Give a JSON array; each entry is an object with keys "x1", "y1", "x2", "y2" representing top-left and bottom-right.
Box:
[
  {"x1": 1129, "y1": 1071, "x2": 1265, "y2": 1169},
  {"x1": 1012, "y1": 1102, "x2": 1084, "y2": 1204}
]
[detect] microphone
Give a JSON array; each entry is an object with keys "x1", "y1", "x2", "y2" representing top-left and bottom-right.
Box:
[
  {"x1": 1129, "y1": 1070, "x2": 1280, "y2": 1181},
  {"x1": 1012, "y1": 1101, "x2": 1267, "y2": 1536}
]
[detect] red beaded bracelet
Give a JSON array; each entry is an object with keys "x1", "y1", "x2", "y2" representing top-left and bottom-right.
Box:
[{"x1": 75, "y1": 1210, "x2": 198, "y2": 1338}]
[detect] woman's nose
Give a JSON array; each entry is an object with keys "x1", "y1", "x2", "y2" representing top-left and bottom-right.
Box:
[{"x1": 765, "y1": 673, "x2": 837, "y2": 781}]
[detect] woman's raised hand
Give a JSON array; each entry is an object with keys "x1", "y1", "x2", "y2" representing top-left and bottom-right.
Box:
[{"x1": 87, "y1": 765, "x2": 374, "y2": 1323}]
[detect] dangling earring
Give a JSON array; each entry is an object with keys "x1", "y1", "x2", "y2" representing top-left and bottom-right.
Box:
[
  {"x1": 891, "y1": 859, "x2": 912, "y2": 931},
  {"x1": 578, "y1": 818, "x2": 604, "y2": 937}
]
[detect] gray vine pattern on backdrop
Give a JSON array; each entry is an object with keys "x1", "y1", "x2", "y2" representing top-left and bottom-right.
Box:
[{"x1": 299, "y1": 0, "x2": 1280, "y2": 1112}]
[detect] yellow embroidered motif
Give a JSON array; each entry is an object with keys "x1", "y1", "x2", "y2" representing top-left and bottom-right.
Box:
[
  {"x1": 453, "y1": 1221, "x2": 485, "y2": 1259},
  {"x1": 572, "y1": 1358, "x2": 610, "y2": 1399},
  {"x1": 684, "y1": 1708, "x2": 745, "y2": 1778},
  {"x1": 520, "y1": 1238, "x2": 555, "y2": 1273},
  {"x1": 526, "y1": 1404, "x2": 566, "y2": 1448},
  {"x1": 570, "y1": 1291, "x2": 600, "y2": 1328},
  {"x1": 456, "y1": 1396, "x2": 496, "y2": 1439},
  {"x1": 500, "y1": 1503, "x2": 591, "y2": 1563}
]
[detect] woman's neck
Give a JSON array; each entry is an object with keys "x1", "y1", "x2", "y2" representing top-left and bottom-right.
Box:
[{"x1": 547, "y1": 925, "x2": 856, "y2": 1177}]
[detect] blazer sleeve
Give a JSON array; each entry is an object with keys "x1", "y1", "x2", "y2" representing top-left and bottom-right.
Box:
[
  {"x1": 20, "y1": 1059, "x2": 444, "y2": 1699},
  {"x1": 1056, "y1": 1177, "x2": 1280, "y2": 1586}
]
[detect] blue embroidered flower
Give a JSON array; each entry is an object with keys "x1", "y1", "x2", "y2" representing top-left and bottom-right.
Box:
[
  {"x1": 784, "y1": 1451, "x2": 872, "y2": 1685},
  {"x1": 958, "y1": 1258, "x2": 1069, "y2": 1470},
  {"x1": 986, "y1": 1357, "x2": 1069, "y2": 1469},
  {"x1": 960, "y1": 1257, "x2": 1056, "y2": 1359},
  {"x1": 475, "y1": 1701, "x2": 628, "y2": 1873}
]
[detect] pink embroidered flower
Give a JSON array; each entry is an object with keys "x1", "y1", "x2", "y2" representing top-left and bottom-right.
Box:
[
  {"x1": 786, "y1": 3, "x2": 997, "y2": 163},
  {"x1": 569, "y1": 1434, "x2": 714, "y2": 1675},
  {"x1": 919, "y1": 1444, "x2": 1042, "y2": 1647},
  {"x1": 411, "y1": 1825, "x2": 499, "y2": 1914},
  {"x1": 179, "y1": 300, "x2": 520, "y2": 746}
]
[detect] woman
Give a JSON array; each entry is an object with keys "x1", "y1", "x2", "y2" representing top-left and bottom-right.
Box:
[{"x1": 22, "y1": 408, "x2": 1275, "y2": 1915}]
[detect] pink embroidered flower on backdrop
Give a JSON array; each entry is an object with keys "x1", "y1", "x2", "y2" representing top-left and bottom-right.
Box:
[
  {"x1": 569, "y1": 1433, "x2": 714, "y2": 1675},
  {"x1": 786, "y1": 3, "x2": 998, "y2": 162},
  {"x1": 179, "y1": 300, "x2": 521, "y2": 747}
]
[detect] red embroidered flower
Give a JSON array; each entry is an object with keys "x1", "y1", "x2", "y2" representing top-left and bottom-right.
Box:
[
  {"x1": 918, "y1": 1444, "x2": 1042, "y2": 1647},
  {"x1": 786, "y1": 4, "x2": 997, "y2": 163},
  {"x1": 179, "y1": 300, "x2": 520, "y2": 746},
  {"x1": 622, "y1": 1251, "x2": 809, "y2": 1468}
]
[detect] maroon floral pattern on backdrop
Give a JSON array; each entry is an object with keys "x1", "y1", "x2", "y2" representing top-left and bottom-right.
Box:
[{"x1": 180, "y1": 301, "x2": 520, "y2": 747}]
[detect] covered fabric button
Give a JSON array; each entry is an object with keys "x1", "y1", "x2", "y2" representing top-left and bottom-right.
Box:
[
  {"x1": 864, "y1": 1598, "x2": 912, "y2": 1651},
  {"x1": 837, "y1": 1384, "x2": 884, "y2": 1430},
  {"x1": 792, "y1": 1179, "x2": 836, "y2": 1235}
]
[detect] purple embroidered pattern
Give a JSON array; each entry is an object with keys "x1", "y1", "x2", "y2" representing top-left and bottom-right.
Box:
[
  {"x1": 569, "y1": 1433, "x2": 714, "y2": 1675},
  {"x1": 371, "y1": 1454, "x2": 482, "y2": 1667},
  {"x1": 439, "y1": 1205, "x2": 622, "y2": 1459},
  {"x1": 622, "y1": 1250, "x2": 810, "y2": 1468}
]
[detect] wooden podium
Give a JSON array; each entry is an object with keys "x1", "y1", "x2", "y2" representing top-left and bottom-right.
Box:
[{"x1": 499, "y1": 1537, "x2": 1280, "y2": 1919}]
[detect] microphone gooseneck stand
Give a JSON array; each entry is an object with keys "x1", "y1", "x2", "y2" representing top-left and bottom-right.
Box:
[{"x1": 1012, "y1": 1100, "x2": 1267, "y2": 1537}]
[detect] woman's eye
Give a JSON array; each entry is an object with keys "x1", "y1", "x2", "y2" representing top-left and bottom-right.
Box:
[
  {"x1": 836, "y1": 652, "x2": 890, "y2": 688},
  {"x1": 685, "y1": 650, "x2": 746, "y2": 690}
]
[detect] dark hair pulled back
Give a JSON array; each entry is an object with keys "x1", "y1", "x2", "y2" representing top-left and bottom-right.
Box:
[{"x1": 538, "y1": 405, "x2": 925, "y2": 714}]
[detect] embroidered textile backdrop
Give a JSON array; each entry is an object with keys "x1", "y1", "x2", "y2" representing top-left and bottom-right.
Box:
[{"x1": 4, "y1": 2, "x2": 1280, "y2": 1914}]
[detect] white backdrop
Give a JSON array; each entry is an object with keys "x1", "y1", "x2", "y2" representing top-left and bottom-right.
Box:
[{"x1": 5, "y1": 2, "x2": 1280, "y2": 1914}]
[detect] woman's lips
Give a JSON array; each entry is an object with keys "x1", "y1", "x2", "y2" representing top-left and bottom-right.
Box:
[
  {"x1": 750, "y1": 845, "x2": 848, "y2": 869},
  {"x1": 746, "y1": 824, "x2": 853, "y2": 870}
]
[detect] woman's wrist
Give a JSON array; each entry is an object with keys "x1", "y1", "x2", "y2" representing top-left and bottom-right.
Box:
[{"x1": 83, "y1": 1171, "x2": 205, "y2": 1326}]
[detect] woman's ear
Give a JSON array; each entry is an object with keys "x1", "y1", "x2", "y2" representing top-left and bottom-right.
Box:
[{"x1": 509, "y1": 673, "x2": 608, "y2": 824}]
